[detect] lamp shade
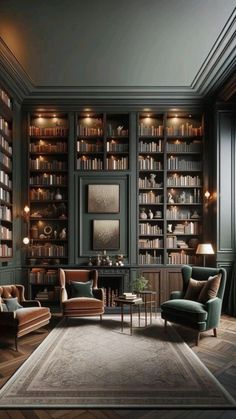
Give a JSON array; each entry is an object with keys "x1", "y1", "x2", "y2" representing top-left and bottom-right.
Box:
[{"x1": 196, "y1": 243, "x2": 214, "y2": 255}]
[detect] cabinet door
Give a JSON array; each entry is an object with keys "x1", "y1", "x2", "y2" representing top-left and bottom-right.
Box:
[
  {"x1": 162, "y1": 268, "x2": 182, "y2": 303},
  {"x1": 140, "y1": 268, "x2": 163, "y2": 307}
]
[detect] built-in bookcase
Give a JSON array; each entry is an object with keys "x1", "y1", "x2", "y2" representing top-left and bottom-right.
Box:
[
  {"x1": 138, "y1": 112, "x2": 204, "y2": 266},
  {"x1": 0, "y1": 87, "x2": 13, "y2": 260},
  {"x1": 26, "y1": 113, "x2": 69, "y2": 304},
  {"x1": 76, "y1": 113, "x2": 129, "y2": 170}
]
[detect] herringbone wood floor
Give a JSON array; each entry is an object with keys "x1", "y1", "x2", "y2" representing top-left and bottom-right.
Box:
[{"x1": 0, "y1": 314, "x2": 235, "y2": 419}]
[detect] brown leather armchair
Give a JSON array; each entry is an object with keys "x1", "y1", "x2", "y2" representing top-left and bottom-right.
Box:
[
  {"x1": 0, "y1": 285, "x2": 51, "y2": 351},
  {"x1": 59, "y1": 269, "x2": 104, "y2": 319}
]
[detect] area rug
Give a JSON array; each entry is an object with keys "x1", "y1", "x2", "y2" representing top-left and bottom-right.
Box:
[{"x1": 0, "y1": 316, "x2": 234, "y2": 408}]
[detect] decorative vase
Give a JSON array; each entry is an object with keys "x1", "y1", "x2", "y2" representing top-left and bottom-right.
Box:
[
  {"x1": 55, "y1": 188, "x2": 62, "y2": 200},
  {"x1": 140, "y1": 209, "x2": 147, "y2": 219}
]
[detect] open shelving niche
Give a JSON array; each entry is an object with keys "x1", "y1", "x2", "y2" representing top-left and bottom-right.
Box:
[
  {"x1": 0, "y1": 87, "x2": 13, "y2": 261},
  {"x1": 76, "y1": 112, "x2": 129, "y2": 171},
  {"x1": 26, "y1": 113, "x2": 69, "y2": 305},
  {"x1": 138, "y1": 111, "x2": 204, "y2": 266}
]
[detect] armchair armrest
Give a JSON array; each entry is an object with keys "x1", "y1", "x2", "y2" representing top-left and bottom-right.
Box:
[
  {"x1": 60, "y1": 286, "x2": 68, "y2": 303},
  {"x1": 205, "y1": 297, "x2": 222, "y2": 330},
  {"x1": 170, "y1": 291, "x2": 185, "y2": 300},
  {"x1": 93, "y1": 288, "x2": 104, "y2": 302},
  {"x1": 21, "y1": 300, "x2": 41, "y2": 308}
]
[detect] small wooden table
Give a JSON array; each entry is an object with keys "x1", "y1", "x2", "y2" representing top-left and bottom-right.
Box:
[
  {"x1": 137, "y1": 290, "x2": 157, "y2": 326},
  {"x1": 114, "y1": 297, "x2": 143, "y2": 335}
]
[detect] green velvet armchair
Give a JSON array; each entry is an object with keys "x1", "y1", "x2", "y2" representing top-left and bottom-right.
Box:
[{"x1": 161, "y1": 265, "x2": 227, "y2": 346}]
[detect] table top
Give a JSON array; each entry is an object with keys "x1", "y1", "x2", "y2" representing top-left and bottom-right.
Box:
[
  {"x1": 137, "y1": 290, "x2": 156, "y2": 295},
  {"x1": 114, "y1": 297, "x2": 143, "y2": 305}
]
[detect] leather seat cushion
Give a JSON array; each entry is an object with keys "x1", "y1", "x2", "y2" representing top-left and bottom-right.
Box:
[
  {"x1": 161, "y1": 299, "x2": 208, "y2": 322},
  {"x1": 63, "y1": 297, "x2": 103, "y2": 310},
  {"x1": 15, "y1": 307, "x2": 51, "y2": 326}
]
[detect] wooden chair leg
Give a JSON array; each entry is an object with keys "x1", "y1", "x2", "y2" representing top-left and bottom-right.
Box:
[
  {"x1": 164, "y1": 319, "x2": 167, "y2": 332},
  {"x1": 196, "y1": 332, "x2": 200, "y2": 346},
  {"x1": 213, "y1": 328, "x2": 217, "y2": 338},
  {"x1": 15, "y1": 336, "x2": 18, "y2": 352}
]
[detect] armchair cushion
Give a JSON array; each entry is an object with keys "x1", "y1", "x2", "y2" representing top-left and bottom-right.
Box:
[
  {"x1": 70, "y1": 280, "x2": 94, "y2": 298},
  {"x1": 184, "y1": 278, "x2": 205, "y2": 301},
  {"x1": 161, "y1": 299, "x2": 208, "y2": 323},
  {"x1": 63, "y1": 297, "x2": 103, "y2": 310},
  {"x1": 4, "y1": 298, "x2": 23, "y2": 311},
  {"x1": 198, "y1": 274, "x2": 221, "y2": 303}
]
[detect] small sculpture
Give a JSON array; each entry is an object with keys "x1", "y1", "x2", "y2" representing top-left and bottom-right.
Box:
[
  {"x1": 59, "y1": 228, "x2": 66, "y2": 239},
  {"x1": 149, "y1": 173, "x2": 156, "y2": 187},
  {"x1": 148, "y1": 209, "x2": 154, "y2": 219},
  {"x1": 168, "y1": 192, "x2": 175, "y2": 204},
  {"x1": 180, "y1": 191, "x2": 186, "y2": 203}
]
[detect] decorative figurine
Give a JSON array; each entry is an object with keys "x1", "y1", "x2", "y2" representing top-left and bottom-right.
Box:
[
  {"x1": 59, "y1": 228, "x2": 66, "y2": 239},
  {"x1": 148, "y1": 209, "x2": 154, "y2": 219},
  {"x1": 168, "y1": 192, "x2": 175, "y2": 204}
]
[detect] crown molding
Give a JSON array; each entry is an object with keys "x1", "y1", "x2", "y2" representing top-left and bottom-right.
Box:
[
  {"x1": 0, "y1": 38, "x2": 32, "y2": 102},
  {"x1": 0, "y1": 7, "x2": 235, "y2": 104},
  {"x1": 191, "y1": 8, "x2": 236, "y2": 96}
]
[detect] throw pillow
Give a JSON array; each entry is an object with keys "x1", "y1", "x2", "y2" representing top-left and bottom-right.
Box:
[
  {"x1": 184, "y1": 278, "x2": 206, "y2": 301},
  {"x1": 70, "y1": 280, "x2": 94, "y2": 298},
  {"x1": 4, "y1": 297, "x2": 23, "y2": 312},
  {"x1": 198, "y1": 274, "x2": 221, "y2": 304}
]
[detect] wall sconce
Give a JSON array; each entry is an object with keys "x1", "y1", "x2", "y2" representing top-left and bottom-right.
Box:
[
  {"x1": 204, "y1": 191, "x2": 211, "y2": 200},
  {"x1": 23, "y1": 205, "x2": 30, "y2": 219},
  {"x1": 22, "y1": 237, "x2": 30, "y2": 245}
]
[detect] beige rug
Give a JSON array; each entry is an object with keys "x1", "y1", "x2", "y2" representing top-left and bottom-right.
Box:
[{"x1": 0, "y1": 316, "x2": 234, "y2": 408}]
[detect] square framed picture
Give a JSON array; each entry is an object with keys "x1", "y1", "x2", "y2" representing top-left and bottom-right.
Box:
[
  {"x1": 93, "y1": 220, "x2": 120, "y2": 250},
  {"x1": 88, "y1": 184, "x2": 120, "y2": 213}
]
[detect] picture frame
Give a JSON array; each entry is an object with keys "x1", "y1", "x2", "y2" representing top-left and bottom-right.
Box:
[
  {"x1": 93, "y1": 219, "x2": 120, "y2": 250},
  {"x1": 88, "y1": 184, "x2": 120, "y2": 213}
]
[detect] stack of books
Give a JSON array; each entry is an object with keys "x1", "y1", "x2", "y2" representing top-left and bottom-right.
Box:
[{"x1": 119, "y1": 293, "x2": 141, "y2": 301}]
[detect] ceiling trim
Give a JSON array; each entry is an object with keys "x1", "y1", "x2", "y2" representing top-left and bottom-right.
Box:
[
  {"x1": 0, "y1": 7, "x2": 235, "y2": 103},
  {"x1": 0, "y1": 38, "x2": 32, "y2": 102},
  {"x1": 191, "y1": 8, "x2": 236, "y2": 95}
]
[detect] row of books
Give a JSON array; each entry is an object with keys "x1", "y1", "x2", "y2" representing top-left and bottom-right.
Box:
[
  {"x1": 77, "y1": 141, "x2": 103, "y2": 152},
  {"x1": 139, "y1": 139, "x2": 163, "y2": 152},
  {"x1": 0, "y1": 152, "x2": 12, "y2": 169},
  {"x1": 107, "y1": 125, "x2": 128, "y2": 137},
  {"x1": 35, "y1": 286, "x2": 60, "y2": 301},
  {"x1": 139, "y1": 223, "x2": 163, "y2": 235},
  {"x1": 0, "y1": 88, "x2": 12, "y2": 109},
  {"x1": 167, "y1": 175, "x2": 201, "y2": 187},
  {"x1": 0, "y1": 134, "x2": 12, "y2": 154},
  {"x1": 77, "y1": 125, "x2": 103, "y2": 136},
  {"x1": 138, "y1": 124, "x2": 164, "y2": 137},
  {"x1": 0, "y1": 205, "x2": 11, "y2": 221},
  {"x1": 106, "y1": 157, "x2": 128, "y2": 170},
  {"x1": 139, "y1": 238, "x2": 164, "y2": 249},
  {"x1": 29, "y1": 174, "x2": 67, "y2": 186},
  {"x1": 167, "y1": 157, "x2": 202, "y2": 170},
  {"x1": 0, "y1": 117, "x2": 11, "y2": 137},
  {"x1": 168, "y1": 190, "x2": 201, "y2": 204},
  {"x1": 0, "y1": 225, "x2": 12, "y2": 239},
  {"x1": 0, "y1": 244, "x2": 12, "y2": 257},
  {"x1": 0, "y1": 170, "x2": 12, "y2": 188},
  {"x1": 139, "y1": 177, "x2": 163, "y2": 189},
  {"x1": 29, "y1": 268, "x2": 58, "y2": 284},
  {"x1": 171, "y1": 222, "x2": 202, "y2": 235},
  {"x1": 139, "y1": 157, "x2": 163, "y2": 171},
  {"x1": 29, "y1": 126, "x2": 69, "y2": 137},
  {"x1": 167, "y1": 252, "x2": 197, "y2": 265},
  {"x1": 27, "y1": 244, "x2": 66, "y2": 257},
  {"x1": 77, "y1": 157, "x2": 103, "y2": 170},
  {"x1": 166, "y1": 141, "x2": 202, "y2": 152},
  {"x1": 0, "y1": 187, "x2": 11, "y2": 202},
  {"x1": 106, "y1": 142, "x2": 129, "y2": 152},
  {"x1": 138, "y1": 251, "x2": 162, "y2": 265},
  {"x1": 30, "y1": 159, "x2": 67, "y2": 171},
  {"x1": 102, "y1": 287, "x2": 119, "y2": 307},
  {"x1": 166, "y1": 125, "x2": 202, "y2": 137},
  {"x1": 30, "y1": 141, "x2": 67, "y2": 153},
  {"x1": 139, "y1": 192, "x2": 163, "y2": 204}
]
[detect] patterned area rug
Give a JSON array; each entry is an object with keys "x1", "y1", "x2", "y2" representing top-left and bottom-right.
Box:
[{"x1": 0, "y1": 316, "x2": 234, "y2": 408}]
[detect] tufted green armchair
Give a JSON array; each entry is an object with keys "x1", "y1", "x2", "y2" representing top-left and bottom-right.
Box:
[{"x1": 161, "y1": 265, "x2": 227, "y2": 346}]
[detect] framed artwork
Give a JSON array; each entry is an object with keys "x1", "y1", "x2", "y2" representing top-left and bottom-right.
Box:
[
  {"x1": 88, "y1": 184, "x2": 120, "y2": 213},
  {"x1": 93, "y1": 220, "x2": 120, "y2": 250}
]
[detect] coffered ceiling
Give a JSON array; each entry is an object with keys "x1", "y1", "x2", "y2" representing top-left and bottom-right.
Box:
[{"x1": 0, "y1": 0, "x2": 235, "y2": 102}]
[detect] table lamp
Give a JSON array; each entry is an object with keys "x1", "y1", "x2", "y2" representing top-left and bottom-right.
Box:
[{"x1": 196, "y1": 243, "x2": 214, "y2": 266}]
